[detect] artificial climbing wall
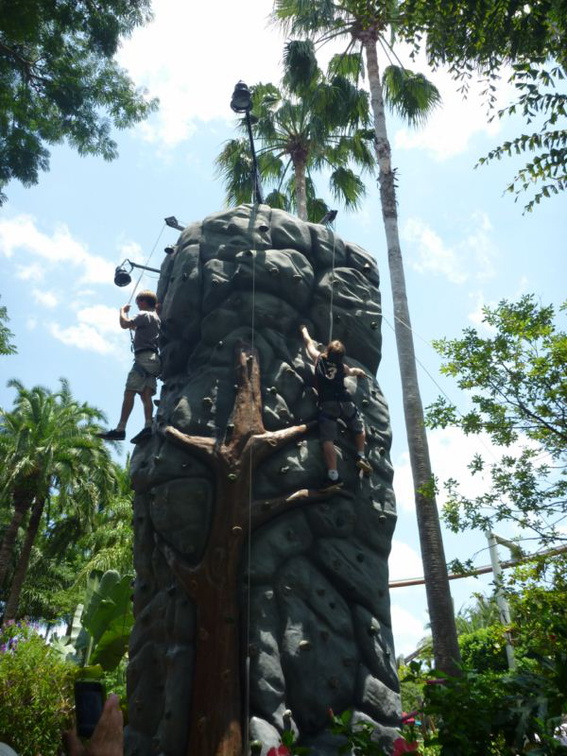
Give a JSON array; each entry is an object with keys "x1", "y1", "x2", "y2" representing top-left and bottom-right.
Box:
[{"x1": 127, "y1": 205, "x2": 400, "y2": 756}]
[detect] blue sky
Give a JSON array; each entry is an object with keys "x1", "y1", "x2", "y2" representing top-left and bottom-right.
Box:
[{"x1": 1, "y1": 0, "x2": 565, "y2": 657}]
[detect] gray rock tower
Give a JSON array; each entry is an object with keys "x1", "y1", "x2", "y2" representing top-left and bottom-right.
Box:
[{"x1": 127, "y1": 205, "x2": 400, "y2": 756}]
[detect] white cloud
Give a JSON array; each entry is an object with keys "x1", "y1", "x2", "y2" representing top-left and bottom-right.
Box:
[
  {"x1": 115, "y1": 0, "x2": 519, "y2": 160},
  {"x1": 16, "y1": 262, "x2": 44, "y2": 282},
  {"x1": 117, "y1": 240, "x2": 145, "y2": 264},
  {"x1": 403, "y1": 212, "x2": 497, "y2": 283},
  {"x1": 117, "y1": 0, "x2": 285, "y2": 148},
  {"x1": 0, "y1": 214, "x2": 114, "y2": 285},
  {"x1": 49, "y1": 304, "x2": 131, "y2": 357},
  {"x1": 49, "y1": 322, "x2": 115, "y2": 354},
  {"x1": 393, "y1": 426, "x2": 495, "y2": 515},
  {"x1": 390, "y1": 603, "x2": 429, "y2": 658},
  {"x1": 389, "y1": 539, "x2": 423, "y2": 581},
  {"x1": 78, "y1": 305, "x2": 122, "y2": 335},
  {"x1": 32, "y1": 289, "x2": 58, "y2": 308},
  {"x1": 393, "y1": 66, "x2": 514, "y2": 159}
]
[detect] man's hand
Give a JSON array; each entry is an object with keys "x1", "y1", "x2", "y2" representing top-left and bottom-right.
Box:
[
  {"x1": 345, "y1": 366, "x2": 366, "y2": 378},
  {"x1": 64, "y1": 694, "x2": 123, "y2": 756},
  {"x1": 123, "y1": 305, "x2": 131, "y2": 314}
]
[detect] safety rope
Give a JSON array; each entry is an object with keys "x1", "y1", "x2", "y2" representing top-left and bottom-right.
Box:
[
  {"x1": 127, "y1": 223, "x2": 166, "y2": 304},
  {"x1": 243, "y1": 201, "x2": 259, "y2": 752},
  {"x1": 127, "y1": 222, "x2": 166, "y2": 351},
  {"x1": 327, "y1": 218, "x2": 338, "y2": 343}
]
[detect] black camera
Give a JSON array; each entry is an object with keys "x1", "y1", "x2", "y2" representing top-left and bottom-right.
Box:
[{"x1": 74, "y1": 680, "x2": 105, "y2": 738}]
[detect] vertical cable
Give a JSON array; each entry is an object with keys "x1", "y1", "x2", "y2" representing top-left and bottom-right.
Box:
[
  {"x1": 126, "y1": 223, "x2": 166, "y2": 351},
  {"x1": 243, "y1": 202, "x2": 259, "y2": 752},
  {"x1": 328, "y1": 220, "x2": 337, "y2": 343},
  {"x1": 127, "y1": 223, "x2": 166, "y2": 305}
]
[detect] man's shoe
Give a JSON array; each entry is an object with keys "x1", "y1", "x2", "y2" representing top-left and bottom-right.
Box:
[
  {"x1": 320, "y1": 475, "x2": 344, "y2": 491},
  {"x1": 130, "y1": 427, "x2": 152, "y2": 444},
  {"x1": 356, "y1": 456, "x2": 372, "y2": 474},
  {"x1": 97, "y1": 428, "x2": 126, "y2": 441}
]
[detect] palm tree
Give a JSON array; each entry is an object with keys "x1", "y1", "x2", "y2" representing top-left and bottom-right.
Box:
[
  {"x1": 0, "y1": 378, "x2": 116, "y2": 622},
  {"x1": 216, "y1": 39, "x2": 376, "y2": 221},
  {"x1": 274, "y1": 0, "x2": 461, "y2": 674}
]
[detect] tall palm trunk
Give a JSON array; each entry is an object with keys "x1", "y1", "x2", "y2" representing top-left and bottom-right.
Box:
[
  {"x1": 0, "y1": 476, "x2": 37, "y2": 587},
  {"x1": 3, "y1": 497, "x2": 45, "y2": 622},
  {"x1": 362, "y1": 36, "x2": 461, "y2": 675},
  {"x1": 293, "y1": 155, "x2": 308, "y2": 220},
  {"x1": 0, "y1": 505, "x2": 27, "y2": 589}
]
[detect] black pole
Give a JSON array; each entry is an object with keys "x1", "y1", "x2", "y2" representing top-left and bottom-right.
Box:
[
  {"x1": 231, "y1": 81, "x2": 263, "y2": 206},
  {"x1": 245, "y1": 110, "x2": 263, "y2": 205}
]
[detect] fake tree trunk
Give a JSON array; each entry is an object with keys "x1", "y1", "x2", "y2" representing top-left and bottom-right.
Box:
[
  {"x1": 362, "y1": 36, "x2": 461, "y2": 675},
  {"x1": 127, "y1": 205, "x2": 400, "y2": 756}
]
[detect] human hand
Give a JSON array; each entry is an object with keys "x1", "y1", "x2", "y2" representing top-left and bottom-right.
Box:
[
  {"x1": 123, "y1": 304, "x2": 131, "y2": 313},
  {"x1": 64, "y1": 694, "x2": 123, "y2": 756}
]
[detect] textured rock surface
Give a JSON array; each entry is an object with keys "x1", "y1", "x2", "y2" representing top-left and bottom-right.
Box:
[{"x1": 126, "y1": 205, "x2": 399, "y2": 756}]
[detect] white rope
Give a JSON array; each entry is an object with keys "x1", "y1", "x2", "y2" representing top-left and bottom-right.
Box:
[
  {"x1": 328, "y1": 219, "x2": 337, "y2": 343},
  {"x1": 243, "y1": 201, "x2": 259, "y2": 752},
  {"x1": 127, "y1": 223, "x2": 166, "y2": 305},
  {"x1": 126, "y1": 223, "x2": 166, "y2": 351}
]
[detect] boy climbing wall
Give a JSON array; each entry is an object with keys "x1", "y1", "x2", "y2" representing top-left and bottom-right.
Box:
[
  {"x1": 300, "y1": 324, "x2": 372, "y2": 489},
  {"x1": 98, "y1": 290, "x2": 160, "y2": 444}
]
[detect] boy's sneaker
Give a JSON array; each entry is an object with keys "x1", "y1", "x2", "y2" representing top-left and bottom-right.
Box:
[
  {"x1": 355, "y1": 456, "x2": 372, "y2": 474},
  {"x1": 130, "y1": 427, "x2": 152, "y2": 444},
  {"x1": 320, "y1": 475, "x2": 344, "y2": 491},
  {"x1": 97, "y1": 428, "x2": 126, "y2": 441}
]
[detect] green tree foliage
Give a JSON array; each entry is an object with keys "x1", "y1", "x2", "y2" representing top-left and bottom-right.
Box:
[
  {"x1": 427, "y1": 295, "x2": 567, "y2": 546},
  {"x1": 413, "y1": 660, "x2": 567, "y2": 755},
  {"x1": 53, "y1": 570, "x2": 134, "y2": 673},
  {"x1": 0, "y1": 295, "x2": 16, "y2": 355},
  {"x1": 0, "y1": 622, "x2": 74, "y2": 756},
  {"x1": 216, "y1": 40, "x2": 376, "y2": 221},
  {"x1": 74, "y1": 483, "x2": 134, "y2": 581},
  {"x1": 458, "y1": 625, "x2": 510, "y2": 674},
  {"x1": 399, "y1": 0, "x2": 567, "y2": 210},
  {"x1": 0, "y1": 0, "x2": 158, "y2": 203},
  {"x1": 0, "y1": 378, "x2": 117, "y2": 621},
  {"x1": 506, "y1": 553, "x2": 567, "y2": 663}
]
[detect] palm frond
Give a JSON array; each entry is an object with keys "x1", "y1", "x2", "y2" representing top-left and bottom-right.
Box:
[
  {"x1": 329, "y1": 166, "x2": 367, "y2": 209},
  {"x1": 283, "y1": 39, "x2": 320, "y2": 93},
  {"x1": 382, "y1": 64, "x2": 442, "y2": 127}
]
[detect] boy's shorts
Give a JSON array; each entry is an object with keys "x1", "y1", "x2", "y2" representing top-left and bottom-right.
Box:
[
  {"x1": 125, "y1": 351, "x2": 161, "y2": 394},
  {"x1": 319, "y1": 400, "x2": 363, "y2": 442}
]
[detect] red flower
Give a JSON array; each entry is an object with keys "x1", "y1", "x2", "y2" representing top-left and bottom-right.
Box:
[
  {"x1": 392, "y1": 736, "x2": 420, "y2": 755},
  {"x1": 267, "y1": 746, "x2": 292, "y2": 756}
]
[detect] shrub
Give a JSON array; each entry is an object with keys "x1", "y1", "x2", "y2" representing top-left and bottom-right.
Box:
[{"x1": 0, "y1": 622, "x2": 75, "y2": 755}]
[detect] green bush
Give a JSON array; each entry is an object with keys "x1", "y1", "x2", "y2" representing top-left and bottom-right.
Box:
[
  {"x1": 0, "y1": 622, "x2": 75, "y2": 755},
  {"x1": 458, "y1": 625, "x2": 509, "y2": 673}
]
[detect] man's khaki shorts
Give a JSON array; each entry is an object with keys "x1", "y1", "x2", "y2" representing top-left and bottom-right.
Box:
[
  {"x1": 125, "y1": 351, "x2": 161, "y2": 394},
  {"x1": 319, "y1": 400, "x2": 363, "y2": 442}
]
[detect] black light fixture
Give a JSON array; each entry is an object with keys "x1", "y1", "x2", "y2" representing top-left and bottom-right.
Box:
[
  {"x1": 319, "y1": 209, "x2": 338, "y2": 225},
  {"x1": 114, "y1": 259, "x2": 161, "y2": 288},
  {"x1": 230, "y1": 80, "x2": 263, "y2": 205},
  {"x1": 164, "y1": 216, "x2": 185, "y2": 231}
]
